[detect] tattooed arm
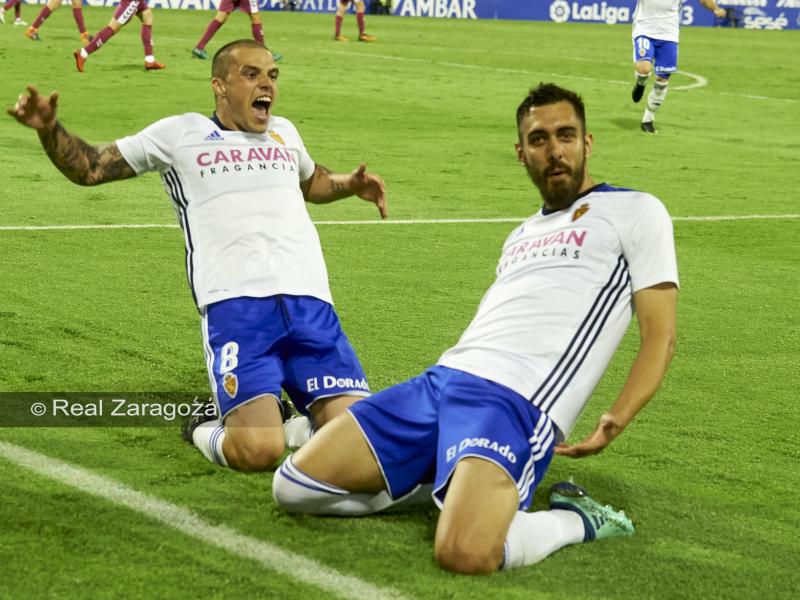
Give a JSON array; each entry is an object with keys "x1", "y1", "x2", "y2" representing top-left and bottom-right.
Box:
[
  {"x1": 300, "y1": 162, "x2": 387, "y2": 219},
  {"x1": 7, "y1": 86, "x2": 136, "y2": 186}
]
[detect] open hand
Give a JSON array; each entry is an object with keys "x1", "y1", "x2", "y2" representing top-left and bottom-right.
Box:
[
  {"x1": 7, "y1": 85, "x2": 59, "y2": 131},
  {"x1": 554, "y1": 412, "x2": 625, "y2": 458},
  {"x1": 349, "y1": 163, "x2": 387, "y2": 219}
]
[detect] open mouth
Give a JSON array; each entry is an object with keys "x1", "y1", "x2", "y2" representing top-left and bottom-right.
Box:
[{"x1": 252, "y1": 95, "x2": 272, "y2": 121}]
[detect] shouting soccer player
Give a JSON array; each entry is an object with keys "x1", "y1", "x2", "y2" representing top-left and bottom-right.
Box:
[
  {"x1": 25, "y1": 0, "x2": 92, "y2": 43},
  {"x1": 631, "y1": 0, "x2": 725, "y2": 132},
  {"x1": 8, "y1": 40, "x2": 387, "y2": 473},
  {"x1": 73, "y1": 0, "x2": 165, "y2": 72},
  {"x1": 273, "y1": 83, "x2": 679, "y2": 574}
]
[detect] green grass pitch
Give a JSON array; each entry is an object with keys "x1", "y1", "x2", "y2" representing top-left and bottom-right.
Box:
[{"x1": 1, "y1": 8, "x2": 799, "y2": 599}]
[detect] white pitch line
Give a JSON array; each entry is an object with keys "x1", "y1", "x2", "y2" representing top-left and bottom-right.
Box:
[
  {"x1": 671, "y1": 70, "x2": 708, "y2": 91},
  {"x1": 320, "y1": 49, "x2": 797, "y2": 103},
  {"x1": 0, "y1": 441, "x2": 408, "y2": 600},
  {"x1": 0, "y1": 214, "x2": 798, "y2": 232}
]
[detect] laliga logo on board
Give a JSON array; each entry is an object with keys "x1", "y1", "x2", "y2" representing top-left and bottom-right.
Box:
[
  {"x1": 742, "y1": 6, "x2": 789, "y2": 28},
  {"x1": 549, "y1": 0, "x2": 631, "y2": 25}
]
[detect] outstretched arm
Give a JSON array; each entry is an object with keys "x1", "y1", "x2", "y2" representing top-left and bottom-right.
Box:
[
  {"x1": 7, "y1": 86, "x2": 136, "y2": 186},
  {"x1": 300, "y1": 162, "x2": 387, "y2": 219},
  {"x1": 555, "y1": 282, "x2": 678, "y2": 458},
  {"x1": 699, "y1": 0, "x2": 726, "y2": 18}
]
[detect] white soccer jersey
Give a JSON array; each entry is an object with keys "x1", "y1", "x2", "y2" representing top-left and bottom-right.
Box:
[
  {"x1": 438, "y1": 184, "x2": 679, "y2": 439},
  {"x1": 632, "y1": 0, "x2": 683, "y2": 42},
  {"x1": 116, "y1": 113, "x2": 330, "y2": 309}
]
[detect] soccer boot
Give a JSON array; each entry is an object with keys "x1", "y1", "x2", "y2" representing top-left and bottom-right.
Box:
[
  {"x1": 191, "y1": 47, "x2": 208, "y2": 59},
  {"x1": 25, "y1": 26, "x2": 41, "y2": 41},
  {"x1": 358, "y1": 33, "x2": 377, "y2": 42},
  {"x1": 0, "y1": 7, "x2": 5, "y2": 24},
  {"x1": 145, "y1": 59, "x2": 166, "y2": 70},
  {"x1": 631, "y1": 81, "x2": 646, "y2": 103},
  {"x1": 640, "y1": 121, "x2": 656, "y2": 133},
  {"x1": 14, "y1": 17, "x2": 26, "y2": 25},
  {"x1": 284, "y1": 415, "x2": 312, "y2": 449},
  {"x1": 549, "y1": 481, "x2": 635, "y2": 542},
  {"x1": 73, "y1": 50, "x2": 85, "y2": 72},
  {"x1": 334, "y1": 34, "x2": 349, "y2": 42},
  {"x1": 180, "y1": 400, "x2": 218, "y2": 443},
  {"x1": 79, "y1": 31, "x2": 92, "y2": 44}
]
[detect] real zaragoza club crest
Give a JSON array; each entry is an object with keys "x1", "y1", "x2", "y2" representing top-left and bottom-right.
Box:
[{"x1": 223, "y1": 373, "x2": 238, "y2": 398}]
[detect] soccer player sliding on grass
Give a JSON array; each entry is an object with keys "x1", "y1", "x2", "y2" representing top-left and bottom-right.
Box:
[
  {"x1": 8, "y1": 40, "x2": 387, "y2": 474},
  {"x1": 274, "y1": 83, "x2": 679, "y2": 574}
]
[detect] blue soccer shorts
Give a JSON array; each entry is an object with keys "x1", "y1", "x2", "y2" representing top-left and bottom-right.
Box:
[
  {"x1": 633, "y1": 36, "x2": 679, "y2": 78},
  {"x1": 202, "y1": 295, "x2": 370, "y2": 420},
  {"x1": 348, "y1": 366, "x2": 557, "y2": 511}
]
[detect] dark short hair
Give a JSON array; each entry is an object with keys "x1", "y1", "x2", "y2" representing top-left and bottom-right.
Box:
[
  {"x1": 516, "y1": 83, "x2": 587, "y2": 135},
  {"x1": 211, "y1": 40, "x2": 272, "y2": 79}
]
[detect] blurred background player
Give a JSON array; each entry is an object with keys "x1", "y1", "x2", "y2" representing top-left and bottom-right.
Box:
[
  {"x1": 73, "y1": 0, "x2": 165, "y2": 72},
  {"x1": 192, "y1": 0, "x2": 282, "y2": 61},
  {"x1": 334, "y1": 0, "x2": 376, "y2": 42},
  {"x1": 631, "y1": 0, "x2": 724, "y2": 133},
  {"x1": 25, "y1": 0, "x2": 92, "y2": 43},
  {"x1": 0, "y1": 0, "x2": 26, "y2": 26}
]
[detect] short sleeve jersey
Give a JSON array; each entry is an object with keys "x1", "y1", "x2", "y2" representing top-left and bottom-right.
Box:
[
  {"x1": 632, "y1": 0, "x2": 683, "y2": 42},
  {"x1": 116, "y1": 113, "x2": 329, "y2": 309},
  {"x1": 438, "y1": 184, "x2": 679, "y2": 439}
]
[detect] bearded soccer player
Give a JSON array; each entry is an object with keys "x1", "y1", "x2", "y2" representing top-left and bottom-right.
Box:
[
  {"x1": 8, "y1": 40, "x2": 387, "y2": 473},
  {"x1": 273, "y1": 83, "x2": 678, "y2": 575},
  {"x1": 334, "y1": 0, "x2": 376, "y2": 42},
  {"x1": 192, "y1": 0, "x2": 282, "y2": 61},
  {"x1": 73, "y1": 0, "x2": 165, "y2": 72},
  {"x1": 25, "y1": 0, "x2": 92, "y2": 43},
  {"x1": 631, "y1": 0, "x2": 724, "y2": 132}
]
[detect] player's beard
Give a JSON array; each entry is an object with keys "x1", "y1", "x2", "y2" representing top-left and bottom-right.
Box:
[{"x1": 529, "y1": 152, "x2": 586, "y2": 211}]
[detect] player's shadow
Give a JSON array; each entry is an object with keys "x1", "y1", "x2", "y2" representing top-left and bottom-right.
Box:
[{"x1": 609, "y1": 117, "x2": 642, "y2": 130}]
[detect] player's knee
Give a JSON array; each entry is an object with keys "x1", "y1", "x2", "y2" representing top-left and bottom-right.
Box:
[
  {"x1": 215, "y1": 11, "x2": 228, "y2": 22},
  {"x1": 636, "y1": 61, "x2": 652, "y2": 76},
  {"x1": 229, "y1": 433, "x2": 285, "y2": 472},
  {"x1": 434, "y1": 536, "x2": 502, "y2": 575}
]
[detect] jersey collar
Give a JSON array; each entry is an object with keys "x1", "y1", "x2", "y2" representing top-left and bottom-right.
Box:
[
  {"x1": 541, "y1": 183, "x2": 608, "y2": 216},
  {"x1": 210, "y1": 113, "x2": 232, "y2": 131}
]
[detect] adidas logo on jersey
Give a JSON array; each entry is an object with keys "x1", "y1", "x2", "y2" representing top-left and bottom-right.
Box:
[{"x1": 204, "y1": 130, "x2": 224, "y2": 141}]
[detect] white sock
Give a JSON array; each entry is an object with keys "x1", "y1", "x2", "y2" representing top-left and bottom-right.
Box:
[
  {"x1": 80, "y1": 48, "x2": 89, "y2": 59},
  {"x1": 145, "y1": 55, "x2": 155, "y2": 63},
  {"x1": 643, "y1": 80, "x2": 668, "y2": 122},
  {"x1": 191, "y1": 419, "x2": 228, "y2": 467},
  {"x1": 502, "y1": 509, "x2": 585, "y2": 569},
  {"x1": 273, "y1": 455, "x2": 429, "y2": 516}
]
